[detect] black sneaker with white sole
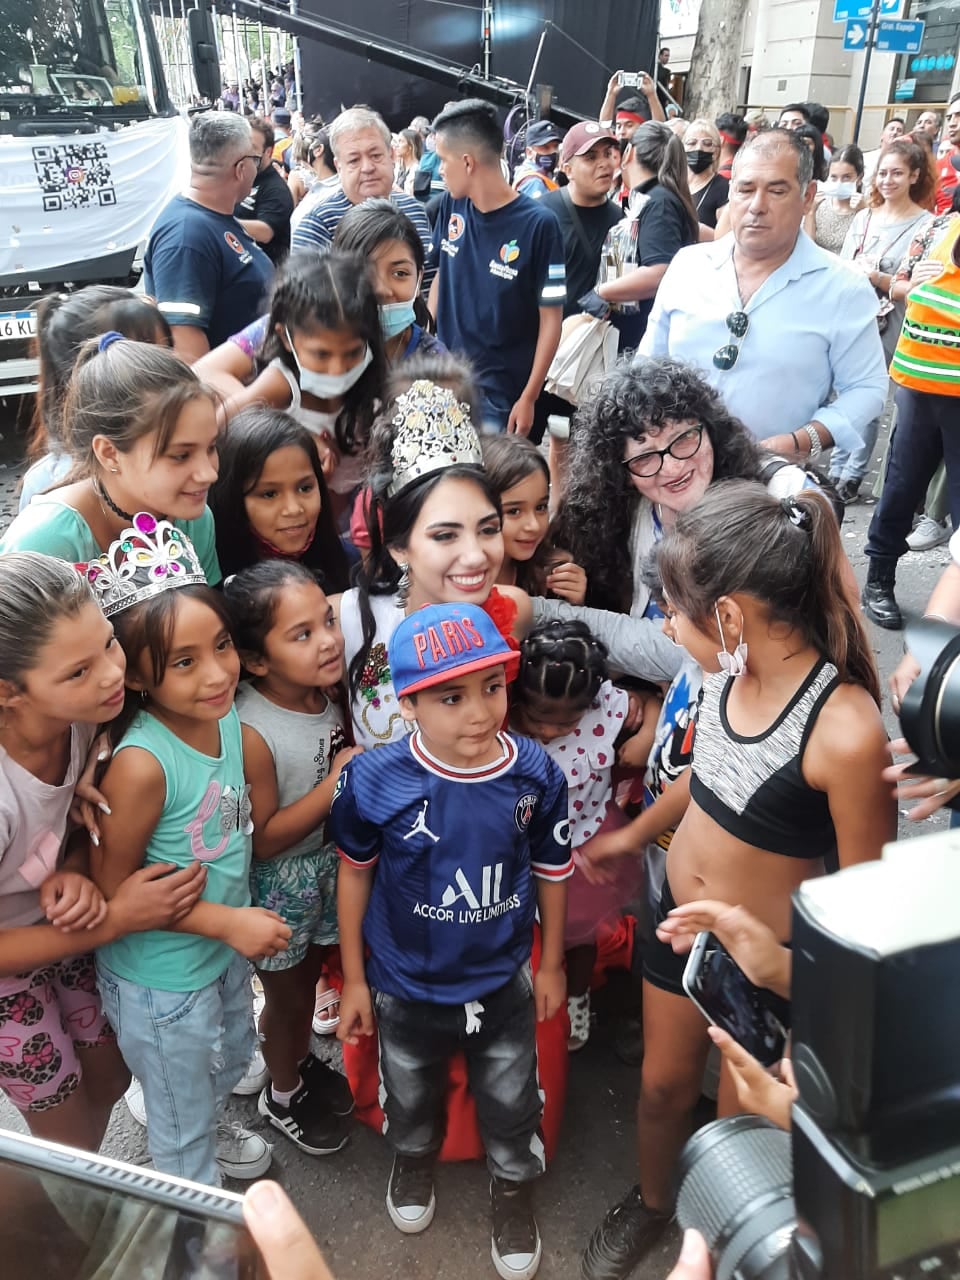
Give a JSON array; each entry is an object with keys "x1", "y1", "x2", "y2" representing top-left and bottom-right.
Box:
[
  {"x1": 386, "y1": 1152, "x2": 436, "y2": 1234},
  {"x1": 490, "y1": 1176, "x2": 542, "y2": 1280},
  {"x1": 257, "y1": 1083, "x2": 350, "y2": 1156},
  {"x1": 299, "y1": 1052, "x2": 355, "y2": 1115}
]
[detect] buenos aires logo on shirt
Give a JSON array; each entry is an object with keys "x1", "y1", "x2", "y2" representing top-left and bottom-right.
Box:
[{"x1": 489, "y1": 239, "x2": 521, "y2": 281}]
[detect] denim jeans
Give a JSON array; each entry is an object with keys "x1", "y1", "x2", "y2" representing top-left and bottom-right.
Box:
[
  {"x1": 865, "y1": 385, "x2": 960, "y2": 562},
  {"x1": 373, "y1": 964, "x2": 545, "y2": 1182},
  {"x1": 97, "y1": 952, "x2": 255, "y2": 1187}
]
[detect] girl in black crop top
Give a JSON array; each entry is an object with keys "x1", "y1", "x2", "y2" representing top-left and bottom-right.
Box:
[{"x1": 581, "y1": 481, "x2": 896, "y2": 1275}]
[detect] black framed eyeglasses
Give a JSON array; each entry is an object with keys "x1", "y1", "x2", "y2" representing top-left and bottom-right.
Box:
[
  {"x1": 236, "y1": 153, "x2": 262, "y2": 170},
  {"x1": 623, "y1": 426, "x2": 704, "y2": 478},
  {"x1": 713, "y1": 310, "x2": 750, "y2": 371}
]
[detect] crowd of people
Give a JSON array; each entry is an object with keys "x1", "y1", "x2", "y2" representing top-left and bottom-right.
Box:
[{"x1": 1, "y1": 77, "x2": 959, "y2": 1280}]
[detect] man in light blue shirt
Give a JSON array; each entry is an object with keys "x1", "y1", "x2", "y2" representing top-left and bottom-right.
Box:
[{"x1": 637, "y1": 129, "x2": 887, "y2": 465}]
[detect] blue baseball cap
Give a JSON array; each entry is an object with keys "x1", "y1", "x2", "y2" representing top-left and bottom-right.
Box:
[{"x1": 389, "y1": 604, "x2": 520, "y2": 697}]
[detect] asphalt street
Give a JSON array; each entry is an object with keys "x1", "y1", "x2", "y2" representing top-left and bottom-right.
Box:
[{"x1": 0, "y1": 400, "x2": 949, "y2": 1280}]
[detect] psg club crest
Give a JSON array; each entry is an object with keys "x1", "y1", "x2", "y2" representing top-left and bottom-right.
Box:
[{"x1": 514, "y1": 793, "x2": 538, "y2": 832}]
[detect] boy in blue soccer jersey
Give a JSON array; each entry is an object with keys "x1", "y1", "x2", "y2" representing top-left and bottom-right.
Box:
[{"x1": 330, "y1": 603, "x2": 571, "y2": 1280}]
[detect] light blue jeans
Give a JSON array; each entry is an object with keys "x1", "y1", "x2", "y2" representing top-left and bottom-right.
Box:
[{"x1": 97, "y1": 952, "x2": 255, "y2": 1187}]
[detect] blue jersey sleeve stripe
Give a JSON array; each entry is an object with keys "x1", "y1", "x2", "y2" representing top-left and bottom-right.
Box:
[
  {"x1": 338, "y1": 847, "x2": 379, "y2": 869},
  {"x1": 531, "y1": 857, "x2": 575, "y2": 880}
]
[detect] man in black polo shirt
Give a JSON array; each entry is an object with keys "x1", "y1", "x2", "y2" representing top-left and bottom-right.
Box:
[{"x1": 234, "y1": 116, "x2": 294, "y2": 265}]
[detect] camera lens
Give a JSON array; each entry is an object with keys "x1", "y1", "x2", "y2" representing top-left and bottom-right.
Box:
[
  {"x1": 675, "y1": 1115, "x2": 795, "y2": 1280},
  {"x1": 901, "y1": 618, "x2": 960, "y2": 777}
]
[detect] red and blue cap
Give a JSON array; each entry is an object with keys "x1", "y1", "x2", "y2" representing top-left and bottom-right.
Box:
[{"x1": 389, "y1": 604, "x2": 520, "y2": 697}]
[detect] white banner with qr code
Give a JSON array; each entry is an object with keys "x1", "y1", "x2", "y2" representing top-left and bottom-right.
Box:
[{"x1": 0, "y1": 116, "x2": 188, "y2": 280}]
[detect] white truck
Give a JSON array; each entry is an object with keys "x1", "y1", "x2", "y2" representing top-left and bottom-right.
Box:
[{"x1": 0, "y1": 0, "x2": 218, "y2": 393}]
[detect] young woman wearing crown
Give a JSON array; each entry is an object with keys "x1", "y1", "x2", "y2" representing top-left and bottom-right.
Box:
[
  {"x1": 329, "y1": 378, "x2": 569, "y2": 1167},
  {"x1": 335, "y1": 378, "x2": 528, "y2": 750}
]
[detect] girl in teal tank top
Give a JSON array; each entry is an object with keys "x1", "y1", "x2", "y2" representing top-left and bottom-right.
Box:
[{"x1": 90, "y1": 567, "x2": 291, "y2": 1187}]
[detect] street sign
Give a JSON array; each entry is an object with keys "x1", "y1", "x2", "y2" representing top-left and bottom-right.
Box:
[
  {"x1": 834, "y1": 0, "x2": 871, "y2": 22},
  {"x1": 844, "y1": 18, "x2": 869, "y2": 49},
  {"x1": 834, "y1": 0, "x2": 898, "y2": 22},
  {"x1": 875, "y1": 18, "x2": 925, "y2": 52}
]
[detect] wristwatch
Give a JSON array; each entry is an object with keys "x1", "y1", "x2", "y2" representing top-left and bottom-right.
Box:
[{"x1": 802, "y1": 424, "x2": 823, "y2": 459}]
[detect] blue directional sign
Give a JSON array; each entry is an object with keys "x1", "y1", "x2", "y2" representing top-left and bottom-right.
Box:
[
  {"x1": 834, "y1": 0, "x2": 871, "y2": 22},
  {"x1": 844, "y1": 18, "x2": 869, "y2": 48},
  {"x1": 875, "y1": 18, "x2": 925, "y2": 51},
  {"x1": 834, "y1": 0, "x2": 898, "y2": 22}
]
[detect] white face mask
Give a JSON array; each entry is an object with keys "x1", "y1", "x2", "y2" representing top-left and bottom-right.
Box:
[
  {"x1": 715, "y1": 605, "x2": 748, "y2": 678},
  {"x1": 284, "y1": 327, "x2": 373, "y2": 399},
  {"x1": 826, "y1": 181, "x2": 858, "y2": 199}
]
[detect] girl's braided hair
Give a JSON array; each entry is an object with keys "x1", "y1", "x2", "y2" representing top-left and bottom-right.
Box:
[{"x1": 515, "y1": 620, "x2": 608, "y2": 707}]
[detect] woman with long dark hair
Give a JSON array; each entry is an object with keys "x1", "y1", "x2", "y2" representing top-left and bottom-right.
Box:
[{"x1": 582, "y1": 121, "x2": 700, "y2": 350}]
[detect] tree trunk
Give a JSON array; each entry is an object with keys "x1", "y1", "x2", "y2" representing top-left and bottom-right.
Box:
[{"x1": 683, "y1": 0, "x2": 749, "y2": 122}]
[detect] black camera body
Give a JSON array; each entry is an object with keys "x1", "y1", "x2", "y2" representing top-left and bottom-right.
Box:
[{"x1": 677, "y1": 845, "x2": 960, "y2": 1280}]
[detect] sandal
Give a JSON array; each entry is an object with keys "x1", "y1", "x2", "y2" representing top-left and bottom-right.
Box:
[{"x1": 312, "y1": 984, "x2": 341, "y2": 1036}]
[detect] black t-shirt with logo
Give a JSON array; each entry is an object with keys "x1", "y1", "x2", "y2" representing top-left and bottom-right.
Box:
[
  {"x1": 234, "y1": 162, "x2": 294, "y2": 264},
  {"x1": 539, "y1": 189, "x2": 624, "y2": 317}
]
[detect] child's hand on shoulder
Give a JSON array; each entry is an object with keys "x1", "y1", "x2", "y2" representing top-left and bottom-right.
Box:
[
  {"x1": 331, "y1": 745, "x2": 363, "y2": 776},
  {"x1": 69, "y1": 731, "x2": 112, "y2": 847},
  {"x1": 533, "y1": 963, "x2": 566, "y2": 1022},
  {"x1": 110, "y1": 862, "x2": 208, "y2": 937},
  {"x1": 337, "y1": 980, "x2": 374, "y2": 1045},
  {"x1": 545, "y1": 559, "x2": 587, "y2": 606},
  {"x1": 231, "y1": 907, "x2": 292, "y2": 960},
  {"x1": 40, "y1": 870, "x2": 107, "y2": 932}
]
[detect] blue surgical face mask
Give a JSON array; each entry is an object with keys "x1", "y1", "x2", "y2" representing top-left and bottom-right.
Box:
[
  {"x1": 379, "y1": 299, "x2": 417, "y2": 339},
  {"x1": 284, "y1": 327, "x2": 373, "y2": 399}
]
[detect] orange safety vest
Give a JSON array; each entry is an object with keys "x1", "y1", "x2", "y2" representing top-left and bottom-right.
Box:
[{"x1": 890, "y1": 218, "x2": 960, "y2": 397}]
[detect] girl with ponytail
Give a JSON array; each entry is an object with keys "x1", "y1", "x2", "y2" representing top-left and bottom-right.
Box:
[
  {"x1": 583, "y1": 119, "x2": 700, "y2": 351},
  {"x1": 581, "y1": 479, "x2": 896, "y2": 1276}
]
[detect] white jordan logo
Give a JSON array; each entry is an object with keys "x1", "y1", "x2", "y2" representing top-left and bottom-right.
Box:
[{"x1": 403, "y1": 799, "x2": 439, "y2": 843}]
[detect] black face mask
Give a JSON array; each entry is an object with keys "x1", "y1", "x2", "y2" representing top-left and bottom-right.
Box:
[{"x1": 686, "y1": 149, "x2": 714, "y2": 175}]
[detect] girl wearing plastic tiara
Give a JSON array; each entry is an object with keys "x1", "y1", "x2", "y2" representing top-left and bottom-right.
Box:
[
  {"x1": 195, "y1": 252, "x2": 386, "y2": 513},
  {"x1": 511, "y1": 620, "x2": 656, "y2": 1051},
  {"x1": 0, "y1": 552, "x2": 206, "y2": 1150},
  {"x1": 581, "y1": 481, "x2": 896, "y2": 1279},
  {"x1": 481, "y1": 434, "x2": 587, "y2": 604},
  {"x1": 21, "y1": 287, "x2": 172, "y2": 512},
  {"x1": 209, "y1": 407, "x2": 351, "y2": 589},
  {"x1": 226, "y1": 562, "x2": 360, "y2": 1157},
  {"x1": 0, "y1": 336, "x2": 222, "y2": 585},
  {"x1": 337, "y1": 378, "x2": 527, "y2": 749},
  {"x1": 87, "y1": 515, "x2": 292, "y2": 1188}
]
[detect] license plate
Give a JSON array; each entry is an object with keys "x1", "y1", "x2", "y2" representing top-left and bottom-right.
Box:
[{"x1": 0, "y1": 311, "x2": 38, "y2": 342}]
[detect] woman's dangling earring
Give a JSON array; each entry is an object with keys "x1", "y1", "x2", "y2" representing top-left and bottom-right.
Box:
[
  {"x1": 396, "y1": 562, "x2": 412, "y2": 608},
  {"x1": 715, "y1": 604, "x2": 748, "y2": 678}
]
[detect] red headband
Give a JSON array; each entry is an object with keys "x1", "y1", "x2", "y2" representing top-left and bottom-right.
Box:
[
  {"x1": 719, "y1": 131, "x2": 743, "y2": 147},
  {"x1": 616, "y1": 110, "x2": 645, "y2": 125}
]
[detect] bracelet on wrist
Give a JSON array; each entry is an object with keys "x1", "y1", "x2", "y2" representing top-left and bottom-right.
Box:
[{"x1": 790, "y1": 431, "x2": 802, "y2": 455}]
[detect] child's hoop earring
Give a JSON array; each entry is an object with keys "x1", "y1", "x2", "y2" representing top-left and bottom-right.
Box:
[{"x1": 396, "y1": 562, "x2": 412, "y2": 608}]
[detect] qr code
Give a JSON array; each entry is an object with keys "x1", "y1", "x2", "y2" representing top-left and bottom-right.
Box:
[{"x1": 32, "y1": 142, "x2": 116, "y2": 212}]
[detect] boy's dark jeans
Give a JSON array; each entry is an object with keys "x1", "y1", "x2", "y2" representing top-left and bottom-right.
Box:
[{"x1": 372, "y1": 964, "x2": 545, "y2": 1183}]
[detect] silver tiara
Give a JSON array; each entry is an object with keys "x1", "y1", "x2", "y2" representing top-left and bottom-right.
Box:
[
  {"x1": 78, "y1": 513, "x2": 206, "y2": 617},
  {"x1": 387, "y1": 380, "x2": 483, "y2": 497}
]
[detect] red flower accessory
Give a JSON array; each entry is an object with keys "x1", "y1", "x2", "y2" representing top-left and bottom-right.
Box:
[{"x1": 482, "y1": 588, "x2": 520, "y2": 684}]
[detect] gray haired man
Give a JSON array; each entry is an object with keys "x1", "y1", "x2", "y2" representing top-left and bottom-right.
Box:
[{"x1": 145, "y1": 111, "x2": 274, "y2": 362}]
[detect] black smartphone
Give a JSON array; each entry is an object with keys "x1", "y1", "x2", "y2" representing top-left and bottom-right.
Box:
[
  {"x1": 0, "y1": 1126, "x2": 266, "y2": 1280},
  {"x1": 682, "y1": 932, "x2": 790, "y2": 1068}
]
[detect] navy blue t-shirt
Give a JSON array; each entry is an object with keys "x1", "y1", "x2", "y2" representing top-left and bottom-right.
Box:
[
  {"x1": 145, "y1": 195, "x2": 274, "y2": 347},
  {"x1": 431, "y1": 193, "x2": 566, "y2": 429},
  {"x1": 328, "y1": 730, "x2": 572, "y2": 1004}
]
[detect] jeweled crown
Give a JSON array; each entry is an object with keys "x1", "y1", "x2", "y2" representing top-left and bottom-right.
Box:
[
  {"x1": 78, "y1": 513, "x2": 207, "y2": 617},
  {"x1": 387, "y1": 379, "x2": 483, "y2": 497}
]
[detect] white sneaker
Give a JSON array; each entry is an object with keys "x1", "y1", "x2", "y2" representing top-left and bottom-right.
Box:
[
  {"x1": 124, "y1": 1078, "x2": 147, "y2": 1127},
  {"x1": 567, "y1": 992, "x2": 591, "y2": 1052},
  {"x1": 233, "y1": 1045, "x2": 270, "y2": 1096},
  {"x1": 906, "y1": 515, "x2": 952, "y2": 551},
  {"x1": 216, "y1": 1120, "x2": 273, "y2": 1180}
]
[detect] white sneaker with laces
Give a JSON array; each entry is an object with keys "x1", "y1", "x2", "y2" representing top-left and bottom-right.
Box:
[
  {"x1": 906, "y1": 515, "x2": 952, "y2": 551},
  {"x1": 567, "y1": 992, "x2": 591, "y2": 1052},
  {"x1": 233, "y1": 1046, "x2": 270, "y2": 1096},
  {"x1": 216, "y1": 1120, "x2": 273, "y2": 1180}
]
